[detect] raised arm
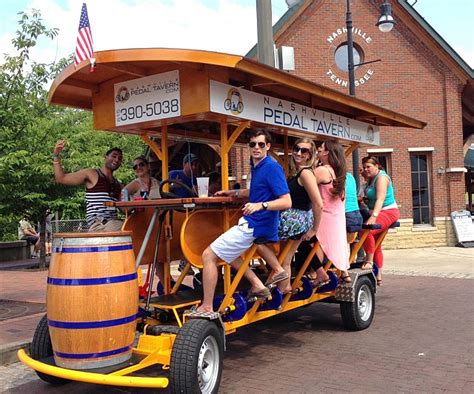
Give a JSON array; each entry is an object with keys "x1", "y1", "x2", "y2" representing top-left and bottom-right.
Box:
[{"x1": 52, "y1": 140, "x2": 96, "y2": 188}]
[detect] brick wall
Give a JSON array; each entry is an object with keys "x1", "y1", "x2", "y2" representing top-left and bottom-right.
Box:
[{"x1": 270, "y1": 0, "x2": 465, "y2": 247}]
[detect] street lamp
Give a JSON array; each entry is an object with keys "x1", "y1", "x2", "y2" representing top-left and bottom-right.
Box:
[
  {"x1": 345, "y1": 0, "x2": 395, "y2": 187},
  {"x1": 346, "y1": 0, "x2": 395, "y2": 96}
]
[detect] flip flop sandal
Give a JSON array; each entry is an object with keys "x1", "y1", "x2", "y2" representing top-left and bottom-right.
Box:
[
  {"x1": 247, "y1": 287, "x2": 271, "y2": 300},
  {"x1": 339, "y1": 274, "x2": 352, "y2": 284},
  {"x1": 360, "y1": 261, "x2": 374, "y2": 270},
  {"x1": 377, "y1": 278, "x2": 383, "y2": 286},
  {"x1": 264, "y1": 271, "x2": 289, "y2": 287},
  {"x1": 312, "y1": 279, "x2": 331, "y2": 289}
]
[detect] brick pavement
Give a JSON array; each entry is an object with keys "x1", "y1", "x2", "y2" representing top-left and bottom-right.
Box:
[
  {"x1": 1, "y1": 275, "x2": 473, "y2": 393},
  {"x1": 0, "y1": 248, "x2": 473, "y2": 392}
]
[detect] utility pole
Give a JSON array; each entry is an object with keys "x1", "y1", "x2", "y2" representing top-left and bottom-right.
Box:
[{"x1": 256, "y1": 0, "x2": 275, "y2": 67}]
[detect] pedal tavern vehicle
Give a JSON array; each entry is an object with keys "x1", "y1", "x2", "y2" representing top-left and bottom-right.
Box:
[{"x1": 18, "y1": 48, "x2": 425, "y2": 393}]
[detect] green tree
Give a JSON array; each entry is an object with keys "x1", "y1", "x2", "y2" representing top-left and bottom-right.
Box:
[{"x1": 0, "y1": 10, "x2": 146, "y2": 250}]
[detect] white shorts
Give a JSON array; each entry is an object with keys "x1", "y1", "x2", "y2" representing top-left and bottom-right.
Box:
[{"x1": 210, "y1": 217, "x2": 255, "y2": 263}]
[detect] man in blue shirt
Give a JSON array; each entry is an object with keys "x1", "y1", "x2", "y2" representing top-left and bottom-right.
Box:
[
  {"x1": 168, "y1": 153, "x2": 200, "y2": 197},
  {"x1": 197, "y1": 130, "x2": 291, "y2": 313}
]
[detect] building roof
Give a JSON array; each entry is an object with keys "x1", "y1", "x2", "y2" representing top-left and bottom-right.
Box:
[{"x1": 247, "y1": 0, "x2": 473, "y2": 81}]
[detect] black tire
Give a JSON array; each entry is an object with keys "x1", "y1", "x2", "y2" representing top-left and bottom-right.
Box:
[
  {"x1": 29, "y1": 314, "x2": 69, "y2": 386},
  {"x1": 340, "y1": 276, "x2": 375, "y2": 331},
  {"x1": 170, "y1": 319, "x2": 224, "y2": 394}
]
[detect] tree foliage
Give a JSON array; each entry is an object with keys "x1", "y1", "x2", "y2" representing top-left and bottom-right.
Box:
[{"x1": 0, "y1": 10, "x2": 145, "y2": 241}]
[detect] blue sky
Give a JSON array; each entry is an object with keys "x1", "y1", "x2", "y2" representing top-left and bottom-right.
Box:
[{"x1": 1, "y1": 0, "x2": 472, "y2": 67}]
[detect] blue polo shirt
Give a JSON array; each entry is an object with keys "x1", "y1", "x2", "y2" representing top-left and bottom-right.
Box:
[{"x1": 244, "y1": 156, "x2": 289, "y2": 241}]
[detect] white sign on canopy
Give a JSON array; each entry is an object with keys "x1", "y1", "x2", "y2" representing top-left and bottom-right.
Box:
[
  {"x1": 114, "y1": 70, "x2": 180, "y2": 126},
  {"x1": 209, "y1": 80, "x2": 380, "y2": 145}
]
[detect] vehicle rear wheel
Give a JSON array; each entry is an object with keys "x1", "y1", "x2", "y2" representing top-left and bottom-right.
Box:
[
  {"x1": 30, "y1": 314, "x2": 69, "y2": 385},
  {"x1": 340, "y1": 276, "x2": 375, "y2": 331},
  {"x1": 170, "y1": 319, "x2": 223, "y2": 394}
]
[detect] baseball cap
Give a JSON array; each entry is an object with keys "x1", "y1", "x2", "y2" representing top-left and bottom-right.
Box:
[{"x1": 183, "y1": 153, "x2": 199, "y2": 164}]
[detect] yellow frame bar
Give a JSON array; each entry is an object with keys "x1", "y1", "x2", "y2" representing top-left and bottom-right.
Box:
[{"x1": 17, "y1": 349, "x2": 169, "y2": 388}]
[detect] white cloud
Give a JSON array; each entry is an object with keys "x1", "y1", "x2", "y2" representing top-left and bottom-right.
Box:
[
  {"x1": 1, "y1": 0, "x2": 263, "y2": 66},
  {"x1": 2, "y1": 0, "x2": 471, "y2": 69}
]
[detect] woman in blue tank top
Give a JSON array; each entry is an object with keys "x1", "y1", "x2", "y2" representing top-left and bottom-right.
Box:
[{"x1": 360, "y1": 156, "x2": 400, "y2": 286}]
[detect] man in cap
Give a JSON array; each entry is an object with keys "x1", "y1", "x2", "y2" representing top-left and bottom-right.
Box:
[{"x1": 168, "y1": 153, "x2": 200, "y2": 198}]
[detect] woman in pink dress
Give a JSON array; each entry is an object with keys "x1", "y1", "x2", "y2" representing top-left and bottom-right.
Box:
[{"x1": 308, "y1": 140, "x2": 350, "y2": 285}]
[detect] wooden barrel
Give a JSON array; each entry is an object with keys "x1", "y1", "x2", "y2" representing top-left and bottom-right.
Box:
[{"x1": 47, "y1": 231, "x2": 138, "y2": 370}]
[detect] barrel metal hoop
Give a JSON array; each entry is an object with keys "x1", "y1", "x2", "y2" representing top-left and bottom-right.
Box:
[
  {"x1": 52, "y1": 244, "x2": 133, "y2": 254},
  {"x1": 47, "y1": 272, "x2": 138, "y2": 286},
  {"x1": 48, "y1": 313, "x2": 137, "y2": 329},
  {"x1": 53, "y1": 343, "x2": 133, "y2": 359},
  {"x1": 52, "y1": 236, "x2": 132, "y2": 247}
]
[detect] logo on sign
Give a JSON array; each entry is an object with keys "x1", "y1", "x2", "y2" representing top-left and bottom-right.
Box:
[
  {"x1": 115, "y1": 86, "x2": 130, "y2": 103},
  {"x1": 366, "y1": 125, "x2": 375, "y2": 143},
  {"x1": 224, "y1": 88, "x2": 244, "y2": 115}
]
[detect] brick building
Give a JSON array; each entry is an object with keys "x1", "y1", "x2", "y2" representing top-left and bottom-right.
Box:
[{"x1": 243, "y1": 0, "x2": 473, "y2": 248}]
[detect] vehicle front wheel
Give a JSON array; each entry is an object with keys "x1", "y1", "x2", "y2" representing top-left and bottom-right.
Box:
[
  {"x1": 340, "y1": 276, "x2": 375, "y2": 331},
  {"x1": 30, "y1": 314, "x2": 69, "y2": 385},
  {"x1": 170, "y1": 319, "x2": 224, "y2": 394}
]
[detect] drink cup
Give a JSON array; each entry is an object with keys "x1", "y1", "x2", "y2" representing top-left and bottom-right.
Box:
[{"x1": 196, "y1": 177, "x2": 209, "y2": 197}]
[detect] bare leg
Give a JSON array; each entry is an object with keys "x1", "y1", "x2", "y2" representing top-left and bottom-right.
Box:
[
  {"x1": 256, "y1": 244, "x2": 286, "y2": 275},
  {"x1": 34, "y1": 238, "x2": 40, "y2": 254},
  {"x1": 361, "y1": 252, "x2": 374, "y2": 269},
  {"x1": 196, "y1": 247, "x2": 219, "y2": 312},
  {"x1": 278, "y1": 240, "x2": 301, "y2": 293},
  {"x1": 231, "y1": 257, "x2": 267, "y2": 292}
]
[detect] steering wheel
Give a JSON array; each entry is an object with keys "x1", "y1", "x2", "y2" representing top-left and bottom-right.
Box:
[{"x1": 159, "y1": 178, "x2": 197, "y2": 199}]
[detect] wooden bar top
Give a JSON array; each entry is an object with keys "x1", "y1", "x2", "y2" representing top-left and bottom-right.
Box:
[{"x1": 106, "y1": 196, "x2": 245, "y2": 209}]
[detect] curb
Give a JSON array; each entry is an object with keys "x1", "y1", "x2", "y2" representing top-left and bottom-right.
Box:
[{"x1": 0, "y1": 339, "x2": 31, "y2": 366}]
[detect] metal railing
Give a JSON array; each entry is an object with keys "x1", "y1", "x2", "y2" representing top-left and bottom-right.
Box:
[{"x1": 51, "y1": 219, "x2": 88, "y2": 234}]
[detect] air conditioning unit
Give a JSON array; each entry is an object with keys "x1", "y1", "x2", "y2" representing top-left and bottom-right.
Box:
[{"x1": 275, "y1": 46, "x2": 295, "y2": 71}]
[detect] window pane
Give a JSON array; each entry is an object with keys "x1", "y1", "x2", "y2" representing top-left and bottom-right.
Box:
[
  {"x1": 420, "y1": 189, "x2": 429, "y2": 206},
  {"x1": 410, "y1": 155, "x2": 418, "y2": 171},
  {"x1": 419, "y1": 174, "x2": 428, "y2": 189},
  {"x1": 421, "y1": 208, "x2": 430, "y2": 224},
  {"x1": 412, "y1": 191, "x2": 420, "y2": 207},
  {"x1": 413, "y1": 207, "x2": 421, "y2": 225},
  {"x1": 334, "y1": 44, "x2": 362, "y2": 72},
  {"x1": 410, "y1": 152, "x2": 432, "y2": 225},
  {"x1": 379, "y1": 156, "x2": 388, "y2": 174},
  {"x1": 418, "y1": 155, "x2": 427, "y2": 171}
]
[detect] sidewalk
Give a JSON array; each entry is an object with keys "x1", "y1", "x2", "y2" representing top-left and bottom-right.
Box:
[{"x1": 0, "y1": 247, "x2": 472, "y2": 365}]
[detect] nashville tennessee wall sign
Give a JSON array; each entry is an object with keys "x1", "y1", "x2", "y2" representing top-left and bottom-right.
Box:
[{"x1": 326, "y1": 26, "x2": 376, "y2": 89}]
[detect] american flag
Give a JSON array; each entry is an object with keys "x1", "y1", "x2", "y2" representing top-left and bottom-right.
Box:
[{"x1": 74, "y1": 3, "x2": 95, "y2": 69}]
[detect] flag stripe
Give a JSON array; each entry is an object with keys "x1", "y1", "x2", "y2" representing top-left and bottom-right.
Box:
[{"x1": 74, "y1": 3, "x2": 94, "y2": 67}]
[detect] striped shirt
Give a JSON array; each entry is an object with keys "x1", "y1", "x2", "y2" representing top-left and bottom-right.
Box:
[{"x1": 85, "y1": 169, "x2": 121, "y2": 225}]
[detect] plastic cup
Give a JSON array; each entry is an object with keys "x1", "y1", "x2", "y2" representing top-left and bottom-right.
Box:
[{"x1": 197, "y1": 177, "x2": 209, "y2": 197}]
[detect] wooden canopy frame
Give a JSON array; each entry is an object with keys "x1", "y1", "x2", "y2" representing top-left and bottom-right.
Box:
[{"x1": 48, "y1": 48, "x2": 426, "y2": 189}]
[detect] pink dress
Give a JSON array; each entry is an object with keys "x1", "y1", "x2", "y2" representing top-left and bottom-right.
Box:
[{"x1": 316, "y1": 173, "x2": 349, "y2": 271}]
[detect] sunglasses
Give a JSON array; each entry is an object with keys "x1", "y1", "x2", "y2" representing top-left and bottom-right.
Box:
[
  {"x1": 293, "y1": 145, "x2": 310, "y2": 154},
  {"x1": 249, "y1": 141, "x2": 267, "y2": 149},
  {"x1": 132, "y1": 162, "x2": 146, "y2": 170}
]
